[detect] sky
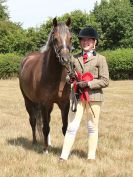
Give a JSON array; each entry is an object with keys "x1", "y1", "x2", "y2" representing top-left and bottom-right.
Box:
[{"x1": 6, "y1": 0, "x2": 101, "y2": 29}]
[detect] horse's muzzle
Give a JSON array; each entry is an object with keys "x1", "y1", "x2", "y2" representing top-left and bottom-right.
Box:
[
  {"x1": 60, "y1": 55, "x2": 71, "y2": 66},
  {"x1": 60, "y1": 50, "x2": 71, "y2": 65}
]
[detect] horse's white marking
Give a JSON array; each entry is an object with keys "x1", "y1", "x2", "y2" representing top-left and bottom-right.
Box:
[
  {"x1": 48, "y1": 134, "x2": 52, "y2": 146},
  {"x1": 63, "y1": 38, "x2": 67, "y2": 49},
  {"x1": 43, "y1": 150, "x2": 49, "y2": 154}
]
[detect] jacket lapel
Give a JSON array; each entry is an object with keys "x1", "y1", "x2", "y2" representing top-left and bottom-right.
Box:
[{"x1": 78, "y1": 54, "x2": 97, "y2": 65}]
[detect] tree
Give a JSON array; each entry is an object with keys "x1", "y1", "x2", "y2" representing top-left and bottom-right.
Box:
[
  {"x1": 130, "y1": 0, "x2": 133, "y2": 6},
  {"x1": 0, "y1": 0, "x2": 40, "y2": 54},
  {"x1": 0, "y1": 0, "x2": 9, "y2": 20},
  {"x1": 0, "y1": 20, "x2": 39, "y2": 54},
  {"x1": 37, "y1": 18, "x2": 53, "y2": 49},
  {"x1": 93, "y1": 0, "x2": 133, "y2": 49}
]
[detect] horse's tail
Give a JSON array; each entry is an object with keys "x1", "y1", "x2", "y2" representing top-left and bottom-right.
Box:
[{"x1": 36, "y1": 108, "x2": 52, "y2": 146}]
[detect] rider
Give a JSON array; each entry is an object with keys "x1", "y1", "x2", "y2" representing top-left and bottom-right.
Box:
[{"x1": 60, "y1": 26, "x2": 109, "y2": 161}]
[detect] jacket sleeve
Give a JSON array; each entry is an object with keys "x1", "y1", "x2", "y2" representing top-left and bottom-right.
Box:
[{"x1": 89, "y1": 56, "x2": 109, "y2": 89}]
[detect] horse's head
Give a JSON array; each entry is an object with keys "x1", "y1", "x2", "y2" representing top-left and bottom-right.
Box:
[{"x1": 52, "y1": 17, "x2": 72, "y2": 66}]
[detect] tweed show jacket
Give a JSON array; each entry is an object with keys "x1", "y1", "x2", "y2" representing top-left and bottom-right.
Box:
[{"x1": 72, "y1": 52, "x2": 109, "y2": 102}]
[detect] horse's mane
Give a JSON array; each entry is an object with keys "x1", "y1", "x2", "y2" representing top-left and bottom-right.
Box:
[{"x1": 40, "y1": 30, "x2": 53, "y2": 53}]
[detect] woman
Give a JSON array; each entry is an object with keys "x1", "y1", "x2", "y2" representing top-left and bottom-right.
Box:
[{"x1": 60, "y1": 26, "x2": 109, "y2": 161}]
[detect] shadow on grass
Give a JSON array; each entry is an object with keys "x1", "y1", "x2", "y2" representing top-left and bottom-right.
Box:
[
  {"x1": 7, "y1": 137, "x2": 63, "y2": 156},
  {"x1": 49, "y1": 146, "x2": 87, "y2": 159},
  {"x1": 7, "y1": 137, "x2": 43, "y2": 154},
  {"x1": 71, "y1": 149, "x2": 87, "y2": 159},
  {"x1": 7, "y1": 137, "x2": 87, "y2": 159}
]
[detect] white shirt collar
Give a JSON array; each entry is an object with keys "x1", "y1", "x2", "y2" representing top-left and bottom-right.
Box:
[{"x1": 83, "y1": 50, "x2": 93, "y2": 57}]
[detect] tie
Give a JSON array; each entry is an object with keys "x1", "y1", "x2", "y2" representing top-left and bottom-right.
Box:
[{"x1": 83, "y1": 53, "x2": 88, "y2": 64}]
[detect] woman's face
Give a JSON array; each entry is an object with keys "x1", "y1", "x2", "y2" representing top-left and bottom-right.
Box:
[{"x1": 80, "y1": 38, "x2": 96, "y2": 52}]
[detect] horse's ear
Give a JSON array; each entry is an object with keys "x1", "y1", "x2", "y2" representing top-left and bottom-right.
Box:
[
  {"x1": 53, "y1": 17, "x2": 57, "y2": 27},
  {"x1": 66, "y1": 17, "x2": 71, "y2": 27}
]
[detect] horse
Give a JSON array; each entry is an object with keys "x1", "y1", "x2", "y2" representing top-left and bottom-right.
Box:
[{"x1": 19, "y1": 17, "x2": 72, "y2": 152}]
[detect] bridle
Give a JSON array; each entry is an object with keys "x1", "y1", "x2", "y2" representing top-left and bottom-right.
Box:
[
  {"x1": 51, "y1": 34, "x2": 71, "y2": 64},
  {"x1": 52, "y1": 33, "x2": 74, "y2": 73}
]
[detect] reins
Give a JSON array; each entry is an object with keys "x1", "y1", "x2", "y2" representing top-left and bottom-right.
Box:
[
  {"x1": 64, "y1": 61, "x2": 78, "y2": 112},
  {"x1": 64, "y1": 61, "x2": 95, "y2": 117}
]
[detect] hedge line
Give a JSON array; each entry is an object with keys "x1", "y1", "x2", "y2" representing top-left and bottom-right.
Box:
[
  {"x1": 0, "y1": 49, "x2": 133, "y2": 80},
  {"x1": 101, "y1": 48, "x2": 133, "y2": 80},
  {"x1": 0, "y1": 53, "x2": 22, "y2": 79}
]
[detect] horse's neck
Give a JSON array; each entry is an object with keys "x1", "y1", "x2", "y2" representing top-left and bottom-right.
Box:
[
  {"x1": 42, "y1": 47, "x2": 67, "y2": 94},
  {"x1": 43, "y1": 48, "x2": 62, "y2": 79}
]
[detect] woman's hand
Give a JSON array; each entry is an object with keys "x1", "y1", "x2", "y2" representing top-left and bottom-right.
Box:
[{"x1": 77, "y1": 81, "x2": 89, "y2": 88}]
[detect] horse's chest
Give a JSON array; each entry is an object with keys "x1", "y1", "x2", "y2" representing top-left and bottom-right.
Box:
[
  {"x1": 38, "y1": 84, "x2": 69, "y2": 103},
  {"x1": 37, "y1": 86, "x2": 60, "y2": 101}
]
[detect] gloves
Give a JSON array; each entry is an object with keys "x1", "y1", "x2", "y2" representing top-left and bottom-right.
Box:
[
  {"x1": 69, "y1": 72, "x2": 76, "y2": 80},
  {"x1": 66, "y1": 75, "x2": 74, "y2": 84},
  {"x1": 66, "y1": 72, "x2": 76, "y2": 84},
  {"x1": 77, "y1": 81, "x2": 89, "y2": 89}
]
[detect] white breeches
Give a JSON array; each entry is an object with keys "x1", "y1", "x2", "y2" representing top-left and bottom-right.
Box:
[{"x1": 60, "y1": 101, "x2": 102, "y2": 160}]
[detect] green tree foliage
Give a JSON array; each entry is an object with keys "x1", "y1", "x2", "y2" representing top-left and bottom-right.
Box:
[
  {"x1": 93, "y1": 0, "x2": 133, "y2": 50},
  {"x1": 130, "y1": 0, "x2": 133, "y2": 6},
  {"x1": 0, "y1": 0, "x2": 133, "y2": 54},
  {"x1": 0, "y1": 20, "x2": 39, "y2": 54},
  {"x1": 22, "y1": 27, "x2": 39, "y2": 54},
  {"x1": 37, "y1": 18, "x2": 53, "y2": 48},
  {"x1": 0, "y1": 1, "x2": 39, "y2": 54},
  {"x1": 0, "y1": 21, "x2": 36, "y2": 54},
  {"x1": 0, "y1": 53, "x2": 21, "y2": 78},
  {"x1": 102, "y1": 48, "x2": 133, "y2": 80},
  {"x1": 0, "y1": 0, "x2": 9, "y2": 20}
]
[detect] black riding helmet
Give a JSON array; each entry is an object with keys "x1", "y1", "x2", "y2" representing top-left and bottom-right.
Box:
[{"x1": 78, "y1": 26, "x2": 98, "y2": 40}]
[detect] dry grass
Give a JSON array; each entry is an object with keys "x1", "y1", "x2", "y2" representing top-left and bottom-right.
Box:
[{"x1": 0, "y1": 79, "x2": 133, "y2": 177}]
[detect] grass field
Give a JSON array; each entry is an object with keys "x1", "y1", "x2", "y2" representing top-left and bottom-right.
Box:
[{"x1": 0, "y1": 79, "x2": 133, "y2": 177}]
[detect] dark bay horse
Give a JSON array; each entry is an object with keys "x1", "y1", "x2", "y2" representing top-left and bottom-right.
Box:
[{"x1": 19, "y1": 17, "x2": 72, "y2": 152}]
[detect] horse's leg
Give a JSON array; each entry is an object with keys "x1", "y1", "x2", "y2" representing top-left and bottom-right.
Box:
[
  {"x1": 24, "y1": 96, "x2": 39, "y2": 144},
  {"x1": 41, "y1": 104, "x2": 53, "y2": 152},
  {"x1": 58, "y1": 100, "x2": 70, "y2": 136}
]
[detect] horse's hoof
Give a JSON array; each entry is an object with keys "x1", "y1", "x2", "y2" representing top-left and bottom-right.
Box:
[{"x1": 43, "y1": 149, "x2": 49, "y2": 154}]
